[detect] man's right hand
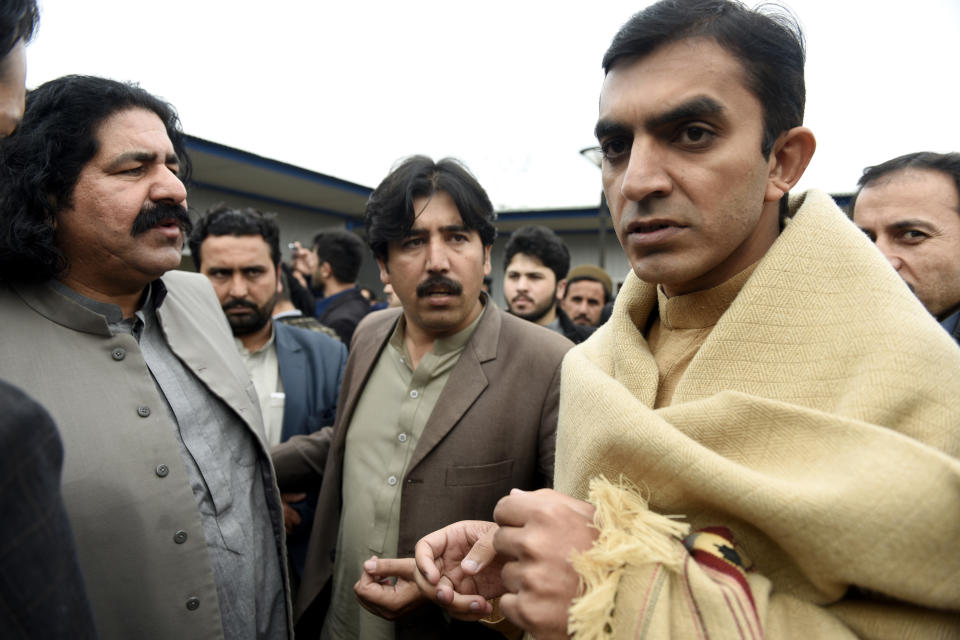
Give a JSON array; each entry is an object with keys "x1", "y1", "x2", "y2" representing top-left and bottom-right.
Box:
[
  {"x1": 413, "y1": 520, "x2": 505, "y2": 620},
  {"x1": 290, "y1": 241, "x2": 318, "y2": 280},
  {"x1": 280, "y1": 492, "x2": 306, "y2": 534}
]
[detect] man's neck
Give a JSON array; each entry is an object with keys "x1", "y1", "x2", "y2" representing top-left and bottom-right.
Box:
[
  {"x1": 401, "y1": 300, "x2": 484, "y2": 370},
  {"x1": 239, "y1": 320, "x2": 274, "y2": 353},
  {"x1": 536, "y1": 304, "x2": 558, "y2": 326},
  {"x1": 322, "y1": 279, "x2": 354, "y2": 297},
  {"x1": 57, "y1": 273, "x2": 148, "y2": 319}
]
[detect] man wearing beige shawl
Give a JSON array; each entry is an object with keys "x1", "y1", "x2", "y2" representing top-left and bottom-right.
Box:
[{"x1": 411, "y1": 0, "x2": 960, "y2": 638}]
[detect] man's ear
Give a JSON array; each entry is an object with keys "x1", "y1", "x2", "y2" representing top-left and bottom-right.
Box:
[
  {"x1": 482, "y1": 245, "x2": 492, "y2": 276},
  {"x1": 557, "y1": 279, "x2": 567, "y2": 301},
  {"x1": 275, "y1": 264, "x2": 283, "y2": 294},
  {"x1": 318, "y1": 261, "x2": 331, "y2": 280},
  {"x1": 764, "y1": 126, "x2": 816, "y2": 203},
  {"x1": 377, "y1": 257, "x2": 390, "y2": 285}
]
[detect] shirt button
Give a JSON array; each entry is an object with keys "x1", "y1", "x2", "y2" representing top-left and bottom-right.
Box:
[
  {"x1": 111, "y1": 348, "x2": 126, "y2": 361},
  {"x1": 155, "y1": 464, "x2": 169, "y2": 478},
  {"x1": 397, "y1": 433, "x2": 407, "y2": 443},
  {"x1": 387, "y1": 475, "x2": 398, "y2": 486},
  {"x1": 173, "y1": 530, "x2": 188, "y2": 544},
  {"x1": 185, "y1": 597, "x2": 200, "y2": 611},
  {"x1": 409, "y1": 390, "x2": 419, "y2": 399},
  {"x1": 137, "y1": 406, "x2": 151, "y2": 418}
]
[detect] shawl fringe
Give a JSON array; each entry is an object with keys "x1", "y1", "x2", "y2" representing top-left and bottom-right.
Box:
[{"x1": 568, "y1": 476, "x2": 690, "y2": 639}]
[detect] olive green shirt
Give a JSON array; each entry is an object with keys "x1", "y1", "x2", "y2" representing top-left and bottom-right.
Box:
[{"x1": 321, "y1": 308, "x2": 485, "y2": 640}]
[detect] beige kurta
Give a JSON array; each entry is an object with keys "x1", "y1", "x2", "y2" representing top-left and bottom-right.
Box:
[{"x1": 556, "y1": 190, "x2": 960, "y2": 639}]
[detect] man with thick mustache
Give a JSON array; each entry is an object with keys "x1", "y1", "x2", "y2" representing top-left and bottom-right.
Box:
[
  {"x1": 270, "y1": 155, "x2": 572, "y2": 640},
  {"x1": 0, "y1": 76, "x2": 293, "y2": 640}
]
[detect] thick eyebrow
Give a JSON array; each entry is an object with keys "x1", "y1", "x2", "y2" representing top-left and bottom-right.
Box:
[
  {"x1": 595, "y1": 95, "x2": 726, "y2": 141},
  {"x1": 890, "y1": 219, "x2": 938, "y2": 232},
  {"x1": 403, "y1": 224, "x2": 472, "y2": 237},
  {"x1": 104, "y1": 150, "x2": 180, "y2": 171}
]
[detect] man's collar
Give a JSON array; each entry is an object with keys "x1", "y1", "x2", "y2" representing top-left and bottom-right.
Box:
[
  {"x1": 235, "y1": 321, "x2": 276, "y2": 355},
  {"x1": 49, "y1": 278, "x2": 167, "y2": 322},
  {"x1": 940, "y1": 307, "x2": 960, "y2": 338},
  {"x1": 390, "y1": 293, "x2": 488, "y2": 358}
]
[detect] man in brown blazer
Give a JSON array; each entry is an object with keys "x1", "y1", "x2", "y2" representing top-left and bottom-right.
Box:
[{"x1": 271, "y1": 156, "x2": 572, "y2": 640}]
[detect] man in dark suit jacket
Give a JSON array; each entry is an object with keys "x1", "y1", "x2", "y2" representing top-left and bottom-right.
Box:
[
  {"x1": 291, "y1": 230, "x2": 370, "y2": 346},
  {"x1": 189, "y1": 206, "x2": 348, "y2": 580},
  {"x1": 272, "y1": 156, "x2": 573, "y2": 640}
]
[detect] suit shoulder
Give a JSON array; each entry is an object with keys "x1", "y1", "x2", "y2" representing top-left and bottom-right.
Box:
[
  {"x1": 353, "y1": 307, "x2": 401, "y2": 338},
  {"x1": 161, "y1": 269, "x2": 211, "y2": 292},
  {"x1": 276, "y1": 321, "x2": 347, "y2": 356}
]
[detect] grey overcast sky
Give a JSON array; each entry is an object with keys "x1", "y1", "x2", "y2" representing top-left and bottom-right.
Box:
[{"x1": 26, "y1": 0, "x2": 960, "y2": 210}]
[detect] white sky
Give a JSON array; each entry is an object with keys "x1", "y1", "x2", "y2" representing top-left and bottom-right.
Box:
[{"x1": 26, "y1": 0, "x2": 960, "y2": 210}]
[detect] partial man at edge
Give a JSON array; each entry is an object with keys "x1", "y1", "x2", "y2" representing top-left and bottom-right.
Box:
[
  {"x1": 850, "y1": 151, "x2": 960, "y2": 345},
  {"x1": 0, "y1": 2, "x2": 98, "y2": 637}
]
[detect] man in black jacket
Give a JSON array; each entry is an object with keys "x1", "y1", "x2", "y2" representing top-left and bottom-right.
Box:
[{"x1": 293, "y1": 229, "x2": 370, "y2": 345}]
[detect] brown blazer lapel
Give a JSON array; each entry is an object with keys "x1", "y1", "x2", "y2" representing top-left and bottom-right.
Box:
[{"x1": 407, "y1": 306, "x2": 501, "y2": 472}]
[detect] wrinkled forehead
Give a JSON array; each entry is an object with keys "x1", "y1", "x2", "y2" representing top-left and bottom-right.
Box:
[{"x1": 92, "y1": 107, "x2": 177, "y2": 160}]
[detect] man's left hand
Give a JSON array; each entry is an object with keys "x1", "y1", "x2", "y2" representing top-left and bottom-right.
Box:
[{"x1": 354, "y1": 556, "x2": 425, "y2": 621}]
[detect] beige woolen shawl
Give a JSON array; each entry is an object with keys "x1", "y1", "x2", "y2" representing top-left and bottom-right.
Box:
[{"x1": 555, "y1": 190, "x2": 960, "y2": 639}]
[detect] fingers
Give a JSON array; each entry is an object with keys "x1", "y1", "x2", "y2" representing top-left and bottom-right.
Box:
[
  {"x1": 354, "y1": 556, "x2": 424, "y2": 621},
  {"x1": 414, "y1": 529, "x2": 449, "y2": 585},
  {"x1": 281, "y1": 492, "x2": 307, "y2": 504},
  {"x1": 460, "y1": 522, "x2": 498, "y2": 575},
  {"x1": 494, "y1": 488, "x2": 594, "y2": 528},
  {"x1": 363, "y1": 556, "x2": 416, "y2": 581},
  {"x1": 414, "y1": 520, "x2": 497, "y2": 585},
  {"x1": 282, "y1": 503, "x2": 301, "y2": 534}
]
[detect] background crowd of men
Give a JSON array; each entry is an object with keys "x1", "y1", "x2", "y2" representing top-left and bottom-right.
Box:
[{"x1": 0, "y1": 0, "x2": 958, "y2": 639}]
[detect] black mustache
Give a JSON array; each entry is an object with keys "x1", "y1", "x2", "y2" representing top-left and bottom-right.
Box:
[
  {"x1": 416, "y1": 275, "x2": 463, "y2": 298},
  {"x1": 223, "y1": 298, "x2": 258, "y2": 311},
  {"x1": 130, "y1": 202, "x2": 192, "y2": 237}
]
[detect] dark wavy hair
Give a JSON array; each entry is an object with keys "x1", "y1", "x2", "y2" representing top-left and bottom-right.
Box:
[
  {"x1": 365, "y1": 155, "x2": 497, "y2": 263},
  {"x1": 0, "y1": 0, "x2": 39, "y2": 56},
  {"x1": 0, "y1": 75, "x2": 191, "y2": 283},
  {"x1": 504, "y1": 225, "x2": 570, "y2": 282},
  {"x1": 189, "y1": 204, "x2": 281, "y2": 269},
  {"x1": 603, "y1": 0, "x2": 805, "y2": 158}
]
